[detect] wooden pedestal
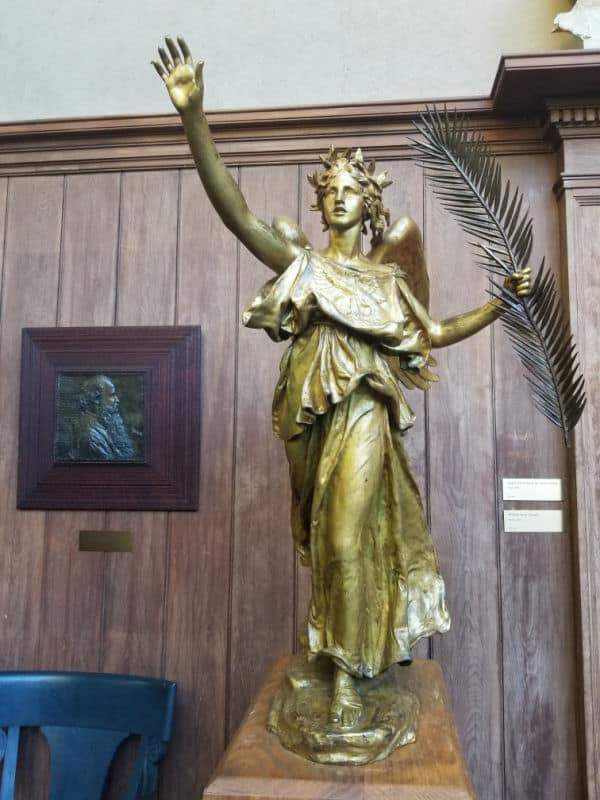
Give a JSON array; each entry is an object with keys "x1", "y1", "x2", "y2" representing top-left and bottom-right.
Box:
[{"x1": 204, "y1": 657, "x2": 476, "y2": 800}]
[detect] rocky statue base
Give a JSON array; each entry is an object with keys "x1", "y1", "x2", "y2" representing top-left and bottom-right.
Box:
[
  {"x1": 203, "y1": 656, "x2": 476, "y2": 800},
  {"x1": 267, "y1": 652, "x2": 419, "y2": 765}
]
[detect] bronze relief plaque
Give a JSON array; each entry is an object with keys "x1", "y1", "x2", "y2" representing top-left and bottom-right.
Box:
[
  {"x1": 17, "y1": 326, "x2": 201, "y2": 510},
  {"x1": 54, "y1": 372, "x2": 146, "y2": 463}
]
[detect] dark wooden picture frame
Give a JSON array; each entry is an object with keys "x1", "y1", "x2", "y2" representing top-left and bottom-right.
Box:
[{"x1": 17, "y1": 326, "x2": 201, "y2": 510}]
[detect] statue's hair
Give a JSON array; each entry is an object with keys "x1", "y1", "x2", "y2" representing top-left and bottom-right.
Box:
[
  {"x1": 307, "y1": 146, "x2": 392, "y2": 246},
  {"x1": 79, "y1": 375, "x2": 114, "y2": 413}
]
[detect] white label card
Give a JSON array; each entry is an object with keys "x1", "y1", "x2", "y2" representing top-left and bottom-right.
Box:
[
  {"x1": 504, "y1": 509, "x2": 563, "y2": 533},
  {"x1": 502, "y1": 478, "x2": 562, "y2": 502}
]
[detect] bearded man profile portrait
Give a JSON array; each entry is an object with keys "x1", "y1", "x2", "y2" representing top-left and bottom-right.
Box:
[{"x1": 69, "y1": 374, "x2": 136, "y2": 462}]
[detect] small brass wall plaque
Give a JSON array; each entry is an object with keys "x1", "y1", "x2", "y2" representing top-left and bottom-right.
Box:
[{"x1": 79, "y1": 530, "x2": 133, "y2": 552}]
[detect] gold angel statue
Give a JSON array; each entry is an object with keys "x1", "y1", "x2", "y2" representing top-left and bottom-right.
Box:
[{"x1": 153, "y1": 37, "x2": 531, "y2": 763}]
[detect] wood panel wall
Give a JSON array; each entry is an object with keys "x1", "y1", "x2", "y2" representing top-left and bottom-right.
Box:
[
  {"x1": 0, "y1": 104, "x2": 586, "y2": 800},
  {"x1": 556, "y1": 128, "x2": 600, "y2": 800}
]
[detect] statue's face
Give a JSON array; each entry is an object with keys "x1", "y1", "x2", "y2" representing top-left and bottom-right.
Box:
[
  {"x1": 99, "y1": 379, "x2": 119, "y2": 412},
  {"x1": 321, "y1": 171, "x2": 365, "y2": 231}
]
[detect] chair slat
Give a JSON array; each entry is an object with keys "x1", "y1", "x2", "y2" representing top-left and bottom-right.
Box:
[
  {"x1": 43, "y1": 727, "x2": 128, "y2": 800},
  {"x1": 0, "y1": 728, "x2": 20, "y2": 800},
  {"x1": 124, "y1": 734, "x2": 168, "y2": 800}
]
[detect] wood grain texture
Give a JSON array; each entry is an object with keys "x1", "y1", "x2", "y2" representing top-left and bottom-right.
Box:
[
  {"x1": 0, "y1": 177, "x2": 63, "y2": 668},
  {"x1": 495, "y1": 155, "x2": 581, "y2": 800},
  {"x1": 27, "y1": 177, "x2": 118, "y2": 668},
  {"x1": 228, "y1": 165, "x2": 298, "y2": 737},
  {"x1": 101, "y1": 513, "x2": 169, "y2": 677},
  {"x1": 0, "y1": 176, "x2": 63, "y2": 800},
  {"x1": 425, "y1": 185, "x2": 503, "y2": 800},
  {"x1": 102, "y1": 171, "x2": 179, "y2": 677},
  {"x1": 205, "y1": 657, "x2": 475, "y2": 800},
  {"x1": 114, "y1": 171, "x2": 179, "y2": 326},
  {"x1": 161, "y1": 168, "x2": 239, "y2": 795},
  {"x1": 38, "y1": 509, "x2": 106, "y2": 670},
  {"x1": 562, "y1": 188, "x2": 600, "y2": 800},
  {"x1": 56, "y1": 173, "x2": 120, "y2": 327}
]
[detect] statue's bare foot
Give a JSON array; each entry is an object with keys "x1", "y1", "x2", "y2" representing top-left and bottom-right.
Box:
[{"x1": 329, "y1": 667, "x2": 363, "y2": 728}]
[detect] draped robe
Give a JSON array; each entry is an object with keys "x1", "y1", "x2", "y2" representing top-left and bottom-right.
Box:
[{"x1": 243, "y1": 250, "x2": 450, "y2": 677}]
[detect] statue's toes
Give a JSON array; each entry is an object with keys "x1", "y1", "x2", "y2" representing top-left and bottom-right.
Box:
[
  {"x1": 328, "y1": 701, "x2": 342, "y2": 725},
  {"x1": 341, "y1": 703, "x2": 362, "y2": 729}
]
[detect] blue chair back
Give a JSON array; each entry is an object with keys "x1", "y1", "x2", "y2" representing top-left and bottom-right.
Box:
[{"x1": 0, "y1": 671, "x2": 176, "y2": 800}]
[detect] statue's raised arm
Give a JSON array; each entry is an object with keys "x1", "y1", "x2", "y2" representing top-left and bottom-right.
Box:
[{"x1": 152, "y1": 37, "x2": 299, "y2": 274}]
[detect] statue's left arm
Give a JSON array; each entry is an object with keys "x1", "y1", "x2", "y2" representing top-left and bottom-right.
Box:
[{"x1": 424, "y1": 269, "x2": 531, "y2": 348}]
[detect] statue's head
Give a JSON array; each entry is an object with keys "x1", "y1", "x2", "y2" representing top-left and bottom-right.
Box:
[
  {"x1": 79, "y1": 375, "x2": 119, "y2": 416},
  {"x1": 76, "y1": 374, "x2": 134, "y2": 458},
  {"x1": 308, "y1": 147, "x2": 392, "y2": 246}
]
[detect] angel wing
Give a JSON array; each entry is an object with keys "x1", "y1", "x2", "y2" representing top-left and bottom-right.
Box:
[
  {"x1": 369, "y1": 216, "x2": 439, "y2": 391},
  {"x1": 272, "y1": 217, "x2": 313, "y2": 250},
  {"x1": 369, "y1": 216, "x2": 429, "y2": 308}
]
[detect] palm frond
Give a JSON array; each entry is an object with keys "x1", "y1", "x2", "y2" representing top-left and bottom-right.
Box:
[{"x1": 411, "y1": 106, "x2": 586, "y2": 444}]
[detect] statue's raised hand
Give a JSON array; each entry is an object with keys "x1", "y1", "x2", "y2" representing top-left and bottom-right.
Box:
[{"x1": 152, "y1": 37, "x2": 204, "y2": 114}]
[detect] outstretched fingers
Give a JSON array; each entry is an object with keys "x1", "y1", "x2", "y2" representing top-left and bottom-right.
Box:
[
  {"x1": 152, "y1": 60, "x2": 168, "y2": 82},
  {"x1": 152, "y1": 36, "x2": 203, "y2": 104},
  {"x1": 177, "y1": 36, "x2": 193, "y2": 65},
  {"x1": 158, "y1": 46, "x2": 173, "y2": 72},
  {"x1": 165, "y1": 36, "x2": 182, "y2": 67},
  {"x1": 154, "y1": 37, "x2": 195, "y2": 76}
]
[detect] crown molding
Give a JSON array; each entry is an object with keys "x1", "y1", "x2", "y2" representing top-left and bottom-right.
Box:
[
  {"x1": 4, "y1": 51, "x2": 600, "y2": 176},
  {"x1": 492, "y1": 49, "x2": 600, "y2": 114},
  {"x1": 0, "y1": 98, "x2": 546, "y2": 177}
]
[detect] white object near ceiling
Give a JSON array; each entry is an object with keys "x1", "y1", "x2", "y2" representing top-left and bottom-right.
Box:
[{"x1": 554, "y1": 0, "x2": 600, "y2": 47}]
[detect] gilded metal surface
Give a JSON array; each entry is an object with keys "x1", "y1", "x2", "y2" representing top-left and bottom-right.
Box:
[
  {"x1": 267, "y1": 652, "x2": 419, "y2": 765},
  {"x1": 153, "y1": 38, "x2": 531, "y2": 762}
]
